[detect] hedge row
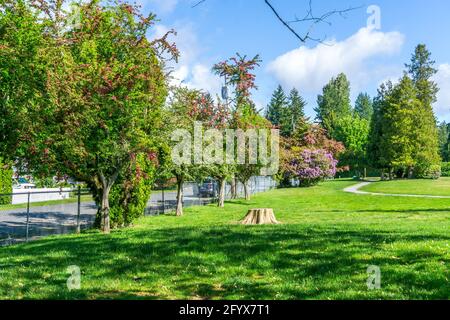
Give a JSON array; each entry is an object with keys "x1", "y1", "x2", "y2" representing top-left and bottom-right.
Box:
[{"x1": 441, "y1": 162, "x2": 450, "y2": 177}]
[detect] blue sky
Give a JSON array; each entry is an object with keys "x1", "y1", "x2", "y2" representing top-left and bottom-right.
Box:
[{"x1": 139, "y1": 0, "x2": 450, "y2": 121}]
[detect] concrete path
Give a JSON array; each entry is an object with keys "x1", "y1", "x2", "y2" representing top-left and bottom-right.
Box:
[{"x1": 344, "y1": 181, "x2": 450, "y2": 199}]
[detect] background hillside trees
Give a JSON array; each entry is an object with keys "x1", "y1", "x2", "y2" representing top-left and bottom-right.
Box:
[
  {"x1": 354, "y1": 92, "x2": 373, "y2": 121},
  {"x1": 368, "y1": 45, "x2": 440, "y2": 179},
  {"x1": 315, "y1": 73, "x2": 352, "y2": 138}
]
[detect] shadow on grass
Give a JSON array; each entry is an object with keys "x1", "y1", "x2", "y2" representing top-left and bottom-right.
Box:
[{"x1": 1, "y1": 224, "x2": 448, "y2": 300}]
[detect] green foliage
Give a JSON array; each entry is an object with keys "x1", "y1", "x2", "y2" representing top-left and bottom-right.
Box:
[
  {"x1": 333, "y1": 115, "x2": 370, "y2": 174},
  {"x1": 107, "y1": 154, "x2": 157, "y2": 228},
  {"x1": 406, "y1": 44, "x2": 439, "y2": 106},
  {"x1": 406, "y1": 44, "x2": 440, "y2": 176},
  {"x1": 0, "y1": 0, "x2": 46, "y2": 163},
  {"x1": 265, "y1": 86, "x2": 307, "y2": 138},
  {"x1": 265, "y1": 85, "x2": 287, "y2": 127},
  {"x1": 368, "y1": 45, "x2": 441, "y2": 179},
  {"x1": 415, "y1": 164, "x2": 441, "y2": 180},
  {"x1": 0, "y1": 1, "x2": 175, "y2": 231},
  {"x1": 437, "y1": 122, "x2": 450, "y2": 162},
  {"x1": 354, "y1": 92, "x2": 373, "y2": 121},
  {"x1": 288, "y1": 88, "x2": 306, "y2": 132},
  {"x1": 0, "y1": 158, "x2": 12, "y2": 204},
  {"x1": 315, "y1": 73, "x2": 352, "y2": 137},
  {"x1": 379, "y1": 76, "x2": 418, "y2": 169},
  {"x1": 367, "y1": 81, "x2": 394, "y2": 170},
  {"x1": 440, "y1": 162, "x2": 450, "y2": 177}
]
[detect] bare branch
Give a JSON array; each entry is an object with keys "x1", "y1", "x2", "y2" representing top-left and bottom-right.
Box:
[
  {"x1": 192, "y1": 0, "x2": 363, "y2": 44},
  {"x1": 191, "y1": 0, "x2": 206, "y2": 8},
  {"x1": 265, "y1": 0, "x2": 363, "y2": 43}
]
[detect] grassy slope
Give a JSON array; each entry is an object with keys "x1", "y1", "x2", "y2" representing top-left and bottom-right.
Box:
[
  {"x1": 361, "y1": 177, "x2": 450, "y2": 196},
  {"x1": 0, "y1": 180, "x2": 448, "y2": 300}
]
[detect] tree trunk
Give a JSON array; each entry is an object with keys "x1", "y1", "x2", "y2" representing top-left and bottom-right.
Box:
[
  {"x1": 101, "y1": 185, "x2": 111, "y2": 234},
  {"x1": 243, "y1": 180, "x2": 250, "y2": 201},
  {"x1": 407, "y1": 166, "x2": 414, "y2": 179},
  {"x1": 218, "y1": 178, "x2": 226, "y2": 207},
  {"x1": 99, "y1": 172, "x2": 118, "y2": 234},
  {"x1": 242, "y1": 208, "x2": 278, "y2": 225},
  {"x1": 176, "y1": 177, "x2": 183, "y2": 216},
  {"x1": 230, "y1": 177, "x2": 237, "y2": 199}
]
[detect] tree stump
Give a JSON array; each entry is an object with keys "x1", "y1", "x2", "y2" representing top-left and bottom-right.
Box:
[{"x1": 241, "y1": 208, "x2": 279, "y2": 225}]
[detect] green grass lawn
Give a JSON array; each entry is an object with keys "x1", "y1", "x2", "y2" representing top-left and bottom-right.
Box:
[
  {"x1": 0, "y1": 195, "x2": 93, "y2": 211},
  {"x1": 0, "y1": 179, "x2": 448, "y2": 300},
  {"x1": 361, "y1": 177, "x2": 450, "y2": 196}
]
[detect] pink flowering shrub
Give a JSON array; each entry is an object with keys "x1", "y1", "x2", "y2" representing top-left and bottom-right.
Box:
[{"x1": 287, "y1": 148, "x2": 338, "y2": 187}]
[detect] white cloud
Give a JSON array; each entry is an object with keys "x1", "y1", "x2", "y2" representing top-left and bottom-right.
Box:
[
  {"x1": 184, "y1": 64, "x2": 222, "y2": 94},
  {"x1": 267, "y1": 27, "x2": 405, "y2": 93},
  {"x1": 153, "y1": 23, "x2": 221, "y2": 95},
  {"x1": 434, "y1": 63, "x2": 450, "y2": 120}
]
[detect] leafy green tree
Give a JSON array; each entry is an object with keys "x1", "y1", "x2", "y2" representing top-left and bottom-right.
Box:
[
  {"x1": 367, "y1": 82, "x2": 394, "y2": 174},
  {"x1": 0, "y1": 0, "x2": 45, "y2": 163},
  {"x1": 379, "y1": 76, "x2": 420, "y2": 177},
  {"x1": 315, "y1": 73, "x2": 352, "y2": 137},
  {"x1": 213, "y1": 54, "x2": 268, "y2": 201},
  {"x1": 1, "y1": 1, "x2": 176, "y2": 232},
  {"x1": 438, "y1": 122, "x2": 450, "y2": 162},
  {"x1": 164, "y1": 87, "x2": 203, "y2": 216},
  {"x1": 354, "y1": 92, "x2": 373, "y2": 121},
  {"x1": 333, "y1": 115, "x2": 370, "y2": 177}
]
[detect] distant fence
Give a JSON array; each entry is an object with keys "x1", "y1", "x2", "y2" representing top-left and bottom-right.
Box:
[
  {"x1": 11, "y1": 187, "x2": 72, "y2": 204},
  {"x1": 0, "y1": 176, "x2": 277, "y2": 246},
  {"x1": 145, "y1": 176, "x2": 277, "y2": 215}
]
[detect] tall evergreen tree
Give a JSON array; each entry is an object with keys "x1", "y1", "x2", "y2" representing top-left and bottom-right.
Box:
[
  {"x1": 406, "y1": 44, "x2": 440, "y2": 174},
  {"x1": 367, "y1": 81, "x2": 394, "y2": 172},
  {"x1": 287, "y1": 88, "x2": 306, "y2": 133},
  {"x1": 354, "y1": 92, "x2": 373, "y2": 121},
  {"x1": 265, "y1": 85, "x2": 287, "y2": 126},
  {"x1": 315, "y1": 73, "x2": 352, "y2": 137},
  {"x1": 406, "y1": 44, "x2": 439, "y2": 105},
  {"x1": 379, "y1": 76, "x2": 419, "y2": 176}
]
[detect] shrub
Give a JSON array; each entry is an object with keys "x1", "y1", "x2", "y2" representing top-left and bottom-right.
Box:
[
  {"x1": 441, "y1": 162, "x2": 450, "y2": 177},
  {"x1": 0, "y1": 158, "x2": 13, "y2": 205},
  {"x1": 414, "y1": 164, "x2": 441, "y2": 179},
  {"x1": 416, "y1": 164, "x2": 441, "y2": 180},
  {"x1": 93, "y1": 153, "x2": 157, "y2": 228},
  {"x1": 287, "y1": 148, "x2": 338, "y2": 187}
]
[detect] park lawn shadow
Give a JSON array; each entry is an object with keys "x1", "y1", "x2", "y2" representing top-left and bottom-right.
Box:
[{"x1": 1, "y1": 222, "x2": 448, "y2": 300}]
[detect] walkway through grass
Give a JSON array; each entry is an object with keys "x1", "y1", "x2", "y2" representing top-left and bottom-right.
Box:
[
  {"x1": 0, "y1": 180, "x2": 448, "y2": 299},
  {"x1": 360, "y1": 177, "x2": 450, "y2": 196}
]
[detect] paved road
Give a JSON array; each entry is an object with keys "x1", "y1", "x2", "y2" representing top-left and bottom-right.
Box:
[
  {"x1": 344, "y1": 181, "x2": 450, "y2": 198},
  {"x1": 0, "y1": 189, "x2": 209, "y2": 242},
  {"x1": 0, "y1": 177, "x2": 275, "y2": 243}
]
